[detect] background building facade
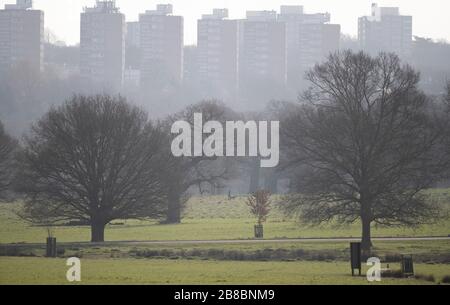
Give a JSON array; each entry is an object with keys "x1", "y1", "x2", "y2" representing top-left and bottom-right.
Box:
[
  {"x1": 278, "y1": 5, "x2": 340, "y2": 86},
  {"x1": 359, "y1": 3, "x2": 412, "y2": 58},
  {"x1": 0, "y1": 0, "x2": 44, "y2": 72},
  {"x1": 80, "y1": 0, "x2": 125, "y2": 90},
  {"x1": 126, "y1": 21, "x2": 140, "y2": 49},
  {"x1": 238, "y1": 10, "x2": 287, "y2": 103},
  {"x1": 197, "y1": 9, "x2": 238, "y2": 100},
  {"x1": 139, "y1": 4, "x2": 184, "y2": 90}
]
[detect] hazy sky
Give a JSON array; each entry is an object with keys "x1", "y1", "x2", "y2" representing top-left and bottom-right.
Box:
[{"x1": 1, "y1": 0, "x2": 450, "y2": 45}]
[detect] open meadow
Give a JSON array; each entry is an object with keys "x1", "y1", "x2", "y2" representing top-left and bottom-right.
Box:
[
  {"x1": 1, "y1": 191, "x2": 449, "y2": 285},
  {"x1": 2, "y1": 257, "x2": 450, "y2": 285},
  {"x1": 1, "y1": 193, "x2": 449, "y2": 244}
]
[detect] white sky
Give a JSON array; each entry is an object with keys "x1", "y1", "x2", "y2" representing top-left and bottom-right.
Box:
[{"x1": 1, "y1": 0, "x2": 450, "y2": 45}]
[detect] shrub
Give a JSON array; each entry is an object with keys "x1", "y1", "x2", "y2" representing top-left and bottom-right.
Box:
[
  {"x1": 293, "y1": 249, "x2": 306, "y2": 258},
  {"x1": 0, "y1": 246, "x2": 36, "y2": 257},
  {"x1": 441, "y1": 275, "x2": 450, "y2": 284},
  {"x1": 384, "y1": 254, "x2": 402, "y2": 263},
  {"x1": 415, "y1": 273, "x2": 435, "y2": 283},
  {"x1": 207, "y1": 249, "x2": 225, "y2": 259},
  {"x1": 188, "y1": 249, "x2": 203, "y2": 258},
  {"x1": 159, "y1": 249, "x2": 175, "y2": 257},
  {"x1": 223, "y1": 250, "x2": 246, "y2": 261},
  {"x1": 381, "y1": 269, "x2": 403, "y2": 278}
]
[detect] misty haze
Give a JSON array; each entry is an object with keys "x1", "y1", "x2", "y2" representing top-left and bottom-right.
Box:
[
  {"x1": 0, "y1": 0, "x2": 449, "y2": 288},
  {"x1": 1, "y1": 0, "x2": 450, "y2": 135}
]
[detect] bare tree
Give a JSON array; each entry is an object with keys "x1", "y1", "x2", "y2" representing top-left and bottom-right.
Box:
[
  {"x1": 0, "y1": 121, "x2": 18, "y2": 199},
  {"x1": 16, "y1": 95, "x2": 168, "y2": 242},
  {"x1": 247, "y1": 190, "x2": 271, "y2": 226},
  {"x1": 440, "y1": 82, "x2": 450, "y2": 181},
  {"x1": 446, "y1": 81, "x2": 450, "y2": 105},
  {"x1": 282, "y1": 51, "x2": 445, "y2": 251},
  {"x1": 162, "y1": 100, "x2": 236, "y2": 223}
]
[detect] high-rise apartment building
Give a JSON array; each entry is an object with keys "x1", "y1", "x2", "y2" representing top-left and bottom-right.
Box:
[
  {"x1": 80, "y1": 0, "x2": 125, "y2": 90},
  {"x1": 139, "y1": 4, "x2": 183, "y2": 89},
  {"x1": 183, "y1": 45, "x2": 198, "y2": 83},
  {"x1": 277, "y1": 5, "x2": 340, "y2": 85},
  {"x1": 0, "y1": 0, "x2": 44, "y2": 72},
  {"x1": 126, "y1": 21, "x2": 140, "y2": 48},
  {"x1": 125, "y1": 21, "x2": 140, "y2": 80},
  {"x1": 197, "y1": 9, "x2": 238, "y2": 99},
  {"x1": 358, "y1": 3, "x2": 412, "y2": 58},
  {"x1": 239, "y1": 10, "x2": 287, "y2": 89}
]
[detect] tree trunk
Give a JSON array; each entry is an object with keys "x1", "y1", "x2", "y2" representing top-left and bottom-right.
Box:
[
  {"x1": 361, "y1": 212, "x2": 372, "y2": 252},
  {"x1": 91, "y1": 221, "x2": 106, "y2": 243},
  {"x1": 166, "y1": 192, "x2": 181, "y2": 224},
  {"x1": 264, "y1": 170, "x2": 278, "y2": 194},
  {"x1": 249, "y1": 159, "x2": 260, "y2": 193}
]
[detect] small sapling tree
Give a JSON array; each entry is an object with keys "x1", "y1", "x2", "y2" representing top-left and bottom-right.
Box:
[{"x1": 247, "y1": 190, "x2": 271, "y2": 238}]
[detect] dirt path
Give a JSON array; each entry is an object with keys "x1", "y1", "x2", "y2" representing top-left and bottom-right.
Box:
[{"x1": 4, "y1": 236, "x2": 449, "y2": 247}]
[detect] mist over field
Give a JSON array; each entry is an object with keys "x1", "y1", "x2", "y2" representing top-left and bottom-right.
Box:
[{"x1": 0, "y1": 0, "x2": 450, "y2": 288}]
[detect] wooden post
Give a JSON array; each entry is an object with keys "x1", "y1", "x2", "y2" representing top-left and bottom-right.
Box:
[{"x1": 46, "y1": 237, "x2": 57, "y2": 258}]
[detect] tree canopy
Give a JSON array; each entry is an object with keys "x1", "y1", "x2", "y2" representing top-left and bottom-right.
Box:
[
  {"x1": 16, "y1": 95, "x2": 168, "y2": 242},
  {"x1": 281, "y1": 51, "x2": 446, "y2": 250}
]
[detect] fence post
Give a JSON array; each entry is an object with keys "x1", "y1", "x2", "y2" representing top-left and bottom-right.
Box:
[{"x1": 46, "y1": 237, "x2": 57, "y2": 258}]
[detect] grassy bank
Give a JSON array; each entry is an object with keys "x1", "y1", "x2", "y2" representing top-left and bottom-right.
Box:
[{"x1": 2, "y1": 240, "x2": 449, "y2": 265}]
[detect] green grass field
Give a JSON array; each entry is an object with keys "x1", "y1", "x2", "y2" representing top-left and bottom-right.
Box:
[
  {"x1": 0, "y1": 194, "x2": 449, "y2": 244},
  {"x1": 1, "y1": 257, "x2": 449, "y2": 285},
  {"x1": 1, "y1": 191, "x2": 449, "y2": 285}
]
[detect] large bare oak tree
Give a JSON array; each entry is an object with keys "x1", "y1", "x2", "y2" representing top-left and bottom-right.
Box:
[
  {"x1": 16, "y1": 95, "x2": 168, "y2": 242},
  {"x1": 0, "y1": 121, "x2": 18, "y2": 199},
  {"x1": 162, "y1": 100, "x2": 236, "y2": 223},
  {"x1": 282, "y1": 51, "x2": 445, "y2": 251}
]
